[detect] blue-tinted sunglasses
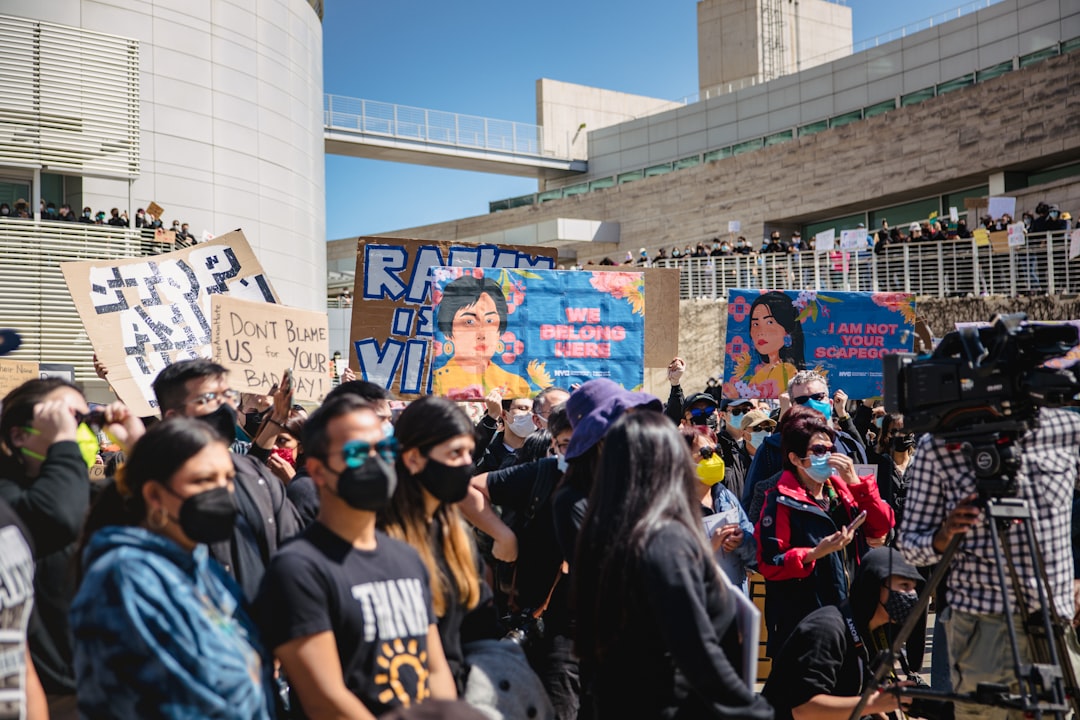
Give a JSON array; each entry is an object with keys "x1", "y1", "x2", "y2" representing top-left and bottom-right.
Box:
[{"x1": 342, "y1": 438, "x2": 399, "y2": 468}]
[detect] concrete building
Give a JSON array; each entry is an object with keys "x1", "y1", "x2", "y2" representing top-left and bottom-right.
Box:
[{"x1": 0, "y1": 0, "x2": 326, "y2": 394}]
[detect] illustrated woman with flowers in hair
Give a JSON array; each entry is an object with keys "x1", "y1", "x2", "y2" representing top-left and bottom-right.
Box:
[
  {"x1": 432, "y1": 275, "x2": 533, "y2": 399},
  {"x1": 746, "y1": 291, "x2": 805, "y2": 393}
]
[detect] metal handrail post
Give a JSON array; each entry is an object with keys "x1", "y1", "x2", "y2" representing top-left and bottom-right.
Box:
[
  {"x1": 1009, "y1": 246, "x2": 1017, "y2": 297},
  {"x1": 813, "y1": 252, "x2": 821, "y2": 290},
  {"x1": 424, "y1": 109, "x2": 429, "y2": 141},
  {"x1": 972, "y1": 238, "x2": 980, "y2": 295},
  {"x1": 326, "y1": 94, "x2": 332, "y2": 126},
  {"x1": 903, "y1": 246, "x2": 911, "y2": 293},
  {"x1": 361, "y1": 98, "x2": 366, "y2": 132},
  {"x1": 936, "y1": 243, "x2": 945, "y2": 298},
  {"x1": 1047, "y1": 231, "x2": 1057, "y2": 295}
]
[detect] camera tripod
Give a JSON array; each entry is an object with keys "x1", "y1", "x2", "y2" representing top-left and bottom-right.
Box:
[{"x1": 849, "y1": 433, "x2": 1080, "y2": 720}]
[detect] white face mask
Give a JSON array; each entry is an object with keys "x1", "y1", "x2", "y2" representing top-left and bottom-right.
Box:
[{"x1": 507, "y1": 412, "x2": 535, "y2": 438}]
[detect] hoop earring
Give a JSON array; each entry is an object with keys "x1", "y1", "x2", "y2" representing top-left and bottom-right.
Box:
[
  {"x1": 495, "y1": 340, "x2": 505, "y2": 354},
  {"x1": 783, "y1": 334, "x2": 792, "y2": 348},
  {"x1": 148, "y1": 505, "x2": 169, "y2": 531},
  {"x1": 443, "y1": 341, "x2": 454, "y2": 356}
]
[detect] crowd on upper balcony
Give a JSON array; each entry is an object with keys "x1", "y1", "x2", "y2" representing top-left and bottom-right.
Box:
[{"x1": 0, "y1": 197, "x2": 198, "y2": 243}]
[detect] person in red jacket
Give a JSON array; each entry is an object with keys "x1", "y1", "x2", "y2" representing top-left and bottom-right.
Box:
[{"x1": 756, "y1": 408, "x2": 893, "y2": 657}]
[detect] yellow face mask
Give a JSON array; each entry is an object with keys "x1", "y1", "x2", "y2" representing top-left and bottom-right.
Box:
[
  {"x1": 696, "y1": 454, "x2": 726, "y2": 486},
  {"x1": 20, "y1": 423, "x2": 100, "y2": 469}
]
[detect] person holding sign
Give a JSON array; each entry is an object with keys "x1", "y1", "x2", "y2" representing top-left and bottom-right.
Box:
[
  {"x1": 432, "y1": 275, "x2": 533, "y2": 399},
  {"x1": 744, "y1": 292, "x2": 805, "y2": 396},
  {"x1": 573, "y1": 411, "x2": 773, "y2": 720}
]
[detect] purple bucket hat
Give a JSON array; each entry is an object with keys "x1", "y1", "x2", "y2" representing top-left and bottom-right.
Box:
[{"x1": 564, "y1": 379, "x2": 661, "y2": 460}]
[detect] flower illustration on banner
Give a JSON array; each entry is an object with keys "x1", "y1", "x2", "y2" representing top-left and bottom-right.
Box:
[
  {"x1": 500, "y1": 331, "x2": 525, "y2": 364},
  {"x1": 871, "y1": 292, "x2": 917, "y2": 324},
  {"x1": 729, "y1": 295, "x2": 752, "y2": 323},
  {"x1": 445, "y1": 385, "x2": 484, "y2": 401},
  {"x1": 726, "y1": 335, "x2": 750, "y2": 359},
  {"x1": 588, "y1": 272, "x2": 645, "y2": 315},
  {"x1": 527, "y1": 360, "x2": 553, "y2": 389},
  {"x1": 794, "y1": 292, "x2": 841, "y2": 324}
]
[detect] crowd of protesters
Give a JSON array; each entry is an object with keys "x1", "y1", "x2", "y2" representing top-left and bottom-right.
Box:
[
  {"x1": 3, "y1": 315, "x2": 1080, "y2": 720},
  {"x1": 0, "y1": 197, "x2": 197, "y2": 243}
]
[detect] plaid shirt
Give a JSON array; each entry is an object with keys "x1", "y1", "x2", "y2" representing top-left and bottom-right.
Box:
[{"x1": 898, "y1": 407, "x2": 1080, "y2": 617}]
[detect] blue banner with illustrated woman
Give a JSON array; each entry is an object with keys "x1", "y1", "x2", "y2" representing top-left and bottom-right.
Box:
[
  {"x1": 722, "y1": 289, "x2": 915, "y2": 399},
  {"x1": 430, "y1": 267, "x2": 645, "y2": 400}
]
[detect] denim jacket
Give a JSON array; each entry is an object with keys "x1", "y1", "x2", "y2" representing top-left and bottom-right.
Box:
[{"x1": 70, "y1": 526, "x2": 275, "y2": 719}]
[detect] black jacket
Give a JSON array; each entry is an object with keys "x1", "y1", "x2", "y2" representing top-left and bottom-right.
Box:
[{"x1": 0, "y1": 442, "x2": 89, "y2": 695}]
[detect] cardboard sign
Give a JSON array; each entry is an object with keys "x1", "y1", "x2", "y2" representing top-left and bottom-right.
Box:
[
  {"x1": 350, "y1": 238, "x2": 558, "y2": 398},
  {"x1": 723, "y1": 289, "x2": 915, "y2": 399},
  {"x1": 430, "y1": 267, "x2": 645, "y2": 400},
  {"x1": 815, "y1": 229, "x2": 836, "y2": 253},
  {"x1": 146, "y1": 201, "x2": 164, "y2": 220},
  {"x1": 61, "y1": 230, "x2": 279, "y2": 417},
  {"x1": 839, "y1": 229, "x2": 866, "y2": 252},
  {"x1": 210, "y1": 295, "x2": 330, "y2": 403},
  {"x1": 590, "y1": 266, "x2": 679, "y2": 368},
  {"x1": 0, "y1": 359, "x2": 39, "y2": 399}
]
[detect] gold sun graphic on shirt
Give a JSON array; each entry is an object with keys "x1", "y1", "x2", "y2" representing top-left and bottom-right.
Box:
[{"x1": 374, "y1": 637, "x2": 430, "y2": 707}]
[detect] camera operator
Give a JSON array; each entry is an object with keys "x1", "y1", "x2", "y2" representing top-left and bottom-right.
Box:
[{"x1": 898, "y1": 407, "x2": 1080, "y2": 720}]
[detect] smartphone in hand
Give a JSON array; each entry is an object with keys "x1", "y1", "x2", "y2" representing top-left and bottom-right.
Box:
[{"x1": 846, "y1": 509, "x2": 868, "y2": 533}]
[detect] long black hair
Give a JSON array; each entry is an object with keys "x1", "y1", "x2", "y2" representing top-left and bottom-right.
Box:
[
  {"x1": 572, "y1": 410, "x2": 714, "y2": 662},
  {"x1": 749, "y1": 291, "x2": 805, "y2": 368},
  {"x1": 381, "y1": 395, "x2": 480, "y2": 616},
  {"x1": 77, "y1": 417, "x2": 225, "y2": 578}
]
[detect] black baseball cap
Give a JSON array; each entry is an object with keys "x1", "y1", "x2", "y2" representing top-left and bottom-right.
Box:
[{"x1": 682, "y1": 392, "x2": 718, "y2": 415}]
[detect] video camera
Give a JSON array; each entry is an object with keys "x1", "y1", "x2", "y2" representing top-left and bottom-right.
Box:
[{"x1": 883, "y1": 313, "x2": 1080, "y2": 436}]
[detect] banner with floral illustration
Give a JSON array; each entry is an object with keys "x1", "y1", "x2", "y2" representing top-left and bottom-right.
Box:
[
  {"x1": 430, "y1": 267, "x2": 645, "y2": 400},
  {"x1": 722, "y1": 289, "x2": 916, "y2": 399}
]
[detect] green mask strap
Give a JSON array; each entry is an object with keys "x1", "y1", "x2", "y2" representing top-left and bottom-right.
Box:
[{"x1": 18, "y1": 426, "x2": 46, "y2": 461}]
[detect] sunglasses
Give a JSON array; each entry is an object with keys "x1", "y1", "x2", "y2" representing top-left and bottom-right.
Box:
[
  {"x1": 793, "y1": 392, "x2": 828, "y2": 405},
  {"x1": 76, "y1": 409, "x2": 107, "y2": 432},
  {"x1": 342, "y1": 438, "x2": 399, "y2": 468},
  {"x1": 805, "y1": 443, "x2": 836, "y2": 457},
  {"x1": 698, "y1": 446, "x2": 717, "y2": 459},
  {"x1": 729, "y1": 405, "x2": 753, "y2": 416},
  {"x1": 690, "y1": 407, "x2": 716, "y2": 418}
]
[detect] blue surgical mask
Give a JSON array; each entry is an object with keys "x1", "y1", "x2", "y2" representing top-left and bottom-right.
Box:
[
  {"x1": 729, "y1": 411, "x2": 748, "y2": 430},
  {"x1": 806, "y1": 397, "x2": 832, "y2": 421},
  {"x1": 874, "y1": 416, "x2": 883, "y2": 429},
  {"x1": 749, "y1": 430, "x2": 769, "y2": 449},
  {"x1": 806, "y1": 453, "x2": 832, "y2": 482},
  {"x1": 555, "y1": 452, "x2": 568, "y2": 473}
]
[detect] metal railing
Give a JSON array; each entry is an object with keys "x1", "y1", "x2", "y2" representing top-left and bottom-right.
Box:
[
  {"x1": 324, "y1": 94, "x2": 550, "y2": 158},
  {"x1": 654, "y1": 232, "x2": 1078, "y2": 300}
]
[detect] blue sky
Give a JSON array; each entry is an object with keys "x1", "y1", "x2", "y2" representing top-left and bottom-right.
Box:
[{"x1": 323, "y1": 1, "x2": 990, "y2": 240}]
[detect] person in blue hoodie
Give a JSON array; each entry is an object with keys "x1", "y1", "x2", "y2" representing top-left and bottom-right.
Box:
[{"x1": 70, "y1": 417, "x2": 275, "y2": 720}]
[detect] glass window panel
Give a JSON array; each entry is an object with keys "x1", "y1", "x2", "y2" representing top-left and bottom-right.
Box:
[
  {"x1": 764, "y1": 130, "x2": 793, "y2": 146},
  {"x1": 901, "y1": 88, "x2": 936, "y2": 107},
  {"x1": 674, "y1": 155, "x2": 702, "y2": 170},
  {"x1": 863, "y1": 100, "x2": 895, "y2": 118},
  {"x1": 618, "y1": 170, "x2": 644, "y2": 184},
  {"x1": 829, "y1": 110, "x2": 862, "y2": 128},
  {"x1": 799, "y1": 120, "x2": 828, "y2": 137}
]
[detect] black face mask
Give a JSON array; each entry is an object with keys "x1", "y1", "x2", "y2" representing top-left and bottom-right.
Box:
[
  {"x1": 416, "y1": 457, "x2": 473, "y2": 504},
  {"x1": 244, "y1": 409, "x2": 266, "y2": 436},
  {"x1": 164, "y1": 485, "x2": 237, "y2": 545},
  {"x1": 890, "y1": 434, "x2": 915, "y2": 452},
  {"x1": 195, "y1": 403, "x2": 238, "y2": 445},
  {"x1": 329, "y1": 454, "x2": 397, "y2": 511},
  {"x1": 883, "y1": 588, "x2": 919, "y2": 627}
]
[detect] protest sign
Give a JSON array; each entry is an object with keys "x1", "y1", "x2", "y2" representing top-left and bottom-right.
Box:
[
  {"x1": 210, "y1": 295, "x2": 330, "y2": 403},
  {"x1": 0, "y1": 359, "x2": 39, "y2": 399},
  {"x1": 815, "y1": 229, "x2": 835, "y2": 253},
  {"x1": 350, "y1": 238, "x2": 558, "y2": 398},
  {"x1": 429, "y1": 267, "x2": 645, "y2": 400},
  {"x1": 949, "y1": 207, "x2": 960, "y2": 222},
  {"x1": 722, "y1": 289, "x2": 915, "y2": 399},
  {"x1": 728, "y1": 220, "x2": 741, "y2": 233},
  {"x1": 1007, "y1": 223, "x2": 1026, "y2": 248},
  {"x1": 62, "y1": 230, "x2": 278, "y2": 417},
  {"x1": 987, "y1": 196, "x2": 1016, "y2": 221},
  {"x1": 839, "y1": 229, "x2": 865, "y2": 252},
  {"x1": 590, "y1": 266, "x2": 679, "y2": 367},
  {"x1": 146, "y1": 201, "x2": 164, "y2": 220}
]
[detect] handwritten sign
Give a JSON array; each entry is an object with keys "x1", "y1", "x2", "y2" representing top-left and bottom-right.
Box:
[
  {"x1": 350, "y1": 238, "x2": 558, "y2": 398},
  {"x1": 723, "y1": 289, "x2": 915, "y2": 399},
  {"x1": 0, "y1": 359, "x2": 39, "y2": 400},
  {"x1": 211, "y1": 295, "x2": 330, "y2": 403},
  {"x1": 815, "y1": 229, "x2": 836, "y2": 253},
  {"x1": 430, "y1": 267, "x2": 645, "y2": 400},
  {"x1": 839, "y1": 229, "x2": 865, "y2": 252},
  {"x1": 61, "y1": 230, "x2": 278, "y2": 417},
  {"x1": 728, "y1": 220, "x2": 741, "y2": 233},
  {"x1": 987, "y1": 196, "x2": 1016, "y2": 221},
  {"x1": 1007, "y1": 223, "x2": 1026, "y2": 248},
  {"x1": 146, "y1": 201, "x2": 164, "y2": 220}
]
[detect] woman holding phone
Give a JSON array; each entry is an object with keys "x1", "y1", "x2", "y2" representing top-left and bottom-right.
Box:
[{"x1": 756, "y1": 409, "x2": 893, "y2": 656}]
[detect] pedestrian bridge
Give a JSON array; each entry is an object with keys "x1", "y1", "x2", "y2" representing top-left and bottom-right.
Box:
[{"x1": 323, "y1": 94, "x2": 587, "y2": 179}]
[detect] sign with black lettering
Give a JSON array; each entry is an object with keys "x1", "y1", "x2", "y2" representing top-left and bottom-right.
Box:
[
  {"x1": 210, "y1": 295, "x2": 330, "y2": 403},
  {"x1": 61, "y1": 230, "x2": 278, "y2": 417}
]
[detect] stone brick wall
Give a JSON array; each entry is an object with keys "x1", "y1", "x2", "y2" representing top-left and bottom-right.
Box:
[{"x1": 372, "y1": 50, "x2": 1080, "y2": 266}]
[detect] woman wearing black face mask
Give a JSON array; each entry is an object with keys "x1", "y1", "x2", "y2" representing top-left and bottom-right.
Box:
[
  {"x1": 70, "y1": 418, "x2": 275, "y2": 719},
  {"x1": 869, "y1": 412, "x2": 916, "y2": 525},
  {"x1": 380, "y1": 396, "x2": 497, "y2": 694}
]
